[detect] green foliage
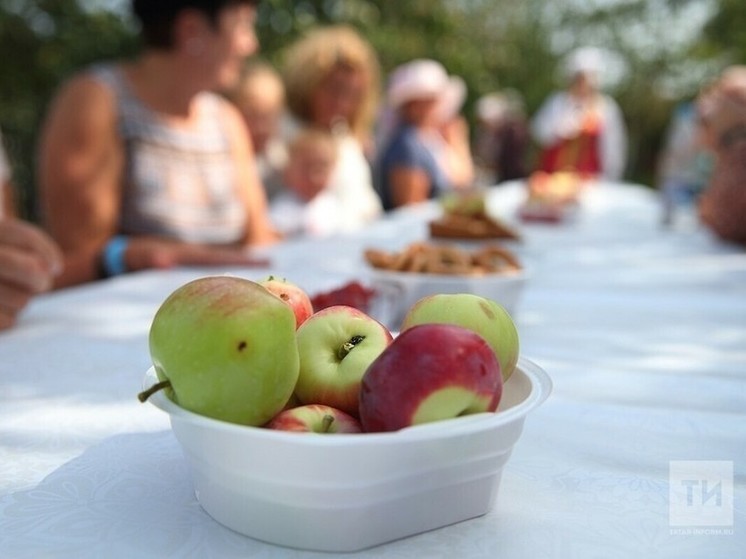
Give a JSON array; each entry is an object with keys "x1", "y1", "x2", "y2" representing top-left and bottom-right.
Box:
[
  {"x1": 702, "y1": 0, "x2": 746, "y2": 64},
  {"x1": 0, "y1": 0, "x2": 138, "y2": 218}
]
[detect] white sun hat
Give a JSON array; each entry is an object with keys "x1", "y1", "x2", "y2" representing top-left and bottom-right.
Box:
[
  {"x1": 387, "y1": 59, "x2": 466, "y2": 120},
  {"x1": 564, "y1": 47, "x2": 605, "y2": 79}
]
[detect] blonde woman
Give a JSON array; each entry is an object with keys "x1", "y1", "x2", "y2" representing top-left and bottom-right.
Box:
[{"x1": 280, "y1": 25, "x2": 383, "y2": 231}]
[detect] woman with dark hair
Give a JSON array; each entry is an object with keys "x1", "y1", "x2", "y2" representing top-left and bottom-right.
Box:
[
  {"x1": 38, "y1": 0, "x2": 277, "y2": 288},
  {"x1": 374, "y1": 59, "x2": 472, "y2": 211}
]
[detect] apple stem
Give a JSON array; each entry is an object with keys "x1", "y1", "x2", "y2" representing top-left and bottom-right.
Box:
[
  {"x1": 137, "y1": 380, "x2": 172, "y2": 403},
  {"x1": 321, "y1": 414, "x2": 335, "y2": 433},
  {"x1": 338, "y1": 335, "x2": 365, "y2": 360}
]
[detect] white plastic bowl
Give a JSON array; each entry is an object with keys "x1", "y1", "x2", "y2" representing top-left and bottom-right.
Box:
[
  {"x1": 367, "y1": 267, "x2": 528, "y2": 330},
  {"x1": 143, "y1": 358, "x2": 550, "y2": 552}
]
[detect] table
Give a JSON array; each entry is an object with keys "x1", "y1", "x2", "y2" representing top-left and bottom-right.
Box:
[{"x1": 1, "y1": 182, "x2": 744, "y2": 558}]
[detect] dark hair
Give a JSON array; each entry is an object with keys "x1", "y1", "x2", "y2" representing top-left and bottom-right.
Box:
[{"x1": 132, "y1": 0, "x2": 259, "y2": 49}]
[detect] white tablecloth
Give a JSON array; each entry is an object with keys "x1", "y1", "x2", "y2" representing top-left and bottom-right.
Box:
[{"x1": 1, "y1": 183, "x2": 744, "y2": 558}]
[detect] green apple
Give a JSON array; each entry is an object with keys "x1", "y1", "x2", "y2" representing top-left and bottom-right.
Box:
[
  {"x1": 359, "y1": 323, "x2": 502, "y2": 432},
  {"x1": 140, "y1": 276, "x2": 299, "y2": 426},
  {"x1": 400, "y1": 293, "x2": 519, "y2": 382},
  {"x1": 295, "y1": 305, "x2": 393, "y2": 416}
]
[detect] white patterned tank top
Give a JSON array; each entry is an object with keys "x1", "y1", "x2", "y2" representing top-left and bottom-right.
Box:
[{"x1": 90, "y1": 64, "x2": 246, "y2": 244}]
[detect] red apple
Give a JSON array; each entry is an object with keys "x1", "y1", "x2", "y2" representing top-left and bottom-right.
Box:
[
  {"x1": 265, "y1": 404, "x2": 363, "y2": 433},
  {"x1": 295, "y1": 305, "x2": 393, "y2": 416},
  {"x1": 359, "y1": 323, "x2": 502, "y2": 432},
  {"x1": 400, "y1": 293, "x2": 520, "y2": 382},
  {"x1": 260, "y1": 276, "x2": 314, "y2": 328}
]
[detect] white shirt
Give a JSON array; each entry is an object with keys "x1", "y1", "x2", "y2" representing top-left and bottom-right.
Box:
[
  {"x1": 531, "y1": 91, "x2": 628, "y2": 180},
  {"x1": 269, "y1": 189, "x2": 341, "y2": 238},
  {"x1": 326, "y1": 132, "x2": 383, "y2": 230}
]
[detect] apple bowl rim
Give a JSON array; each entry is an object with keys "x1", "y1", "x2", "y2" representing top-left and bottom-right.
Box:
[{"x1": 142, "y1": 356, "x2": 551, "y2": 444}]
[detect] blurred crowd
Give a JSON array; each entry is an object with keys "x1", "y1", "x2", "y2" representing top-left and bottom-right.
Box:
[{"x1": 1, "y1": 0, "x2": 745, "y2": 331}]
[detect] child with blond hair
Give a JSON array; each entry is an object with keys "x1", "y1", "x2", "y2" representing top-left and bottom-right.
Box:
[{"x1": 269, "y1": 129, "x2": 341, "y2": 237}]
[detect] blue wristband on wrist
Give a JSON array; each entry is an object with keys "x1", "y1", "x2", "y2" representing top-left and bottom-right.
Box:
[{"x1": 101, "y1": 236, "x2": 129, "y2": 277}]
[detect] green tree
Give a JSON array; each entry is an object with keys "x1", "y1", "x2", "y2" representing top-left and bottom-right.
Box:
[{"x1": 0, "y1": 0, "x2": 137, "y2": 218}]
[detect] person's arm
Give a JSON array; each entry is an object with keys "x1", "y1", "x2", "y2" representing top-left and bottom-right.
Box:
[
  {"x1": 439, "y1": 116, "x2": 475, "y2": 189},
  {"x1": 0, "y1": 218, "x2": 62, "y2": 330},
  {"x1": 388, "y1": 167, "x2": 432, "y2": 208},
  {"x1": 38, "y1": 74, "x2": 123, "y2": 287}
]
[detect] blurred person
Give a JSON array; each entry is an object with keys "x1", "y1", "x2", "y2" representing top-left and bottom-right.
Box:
[
  {"x1": 0, "y1": 127, "x2": 13, "y2": 215},
  {"x1": 531, "y1": 47, "x2": 627, "y2": 181},
  {"x1": 435, "y1": 76, "x2": 476, "y2": 192},
  {"x1": 656, "y1": 99, "x2": 712, "y2": 226},
  {"x1": 280, "y1": 25, "x2": 383, "y2": 231},
  {"x1": 0, "y1": 128, "x2": 62, "y2": 331},
  {"x1": 696, "y1": 65, "x2": 746, "y2": 245},
  {"x1": 374, "y1": 59, "x2": 472, "y2": 211},
  {"x1": 268, "y1": 128, "x2": 340, "y2": 237},
  {"x1": 474, "y1": 90, "x2": 529, "y2": 185},
  {"x1": 38, "y1": 0, "x2": 277, "y2": 289},
  {"x1": 226, "y1": 59, "x2": 288, "y2": 201}
]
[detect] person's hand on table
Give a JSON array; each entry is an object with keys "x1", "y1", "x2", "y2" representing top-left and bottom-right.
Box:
[{"x1": 0, "y1": 218, "x2": 63, "y2": 331}]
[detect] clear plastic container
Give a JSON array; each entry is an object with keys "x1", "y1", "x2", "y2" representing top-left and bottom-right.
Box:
[{"x1": 368, "y1": 267, "x2": 527, "y2": 330}]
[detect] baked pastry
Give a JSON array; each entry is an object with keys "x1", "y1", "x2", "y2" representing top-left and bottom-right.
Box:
[{"x1": 429, "y1": 212, "x2": 522, "y2": 240}]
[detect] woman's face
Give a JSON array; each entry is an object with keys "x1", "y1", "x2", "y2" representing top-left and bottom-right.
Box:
[
  {"x1": 569, "y1": 71, "x2": 597, "y2": 98},
  {"x1": 200, "y1": 5, "x2": 259, "y2": 91},
  {"x1": 400, "y1": 97, "x2": 440, "y2": 128},
  {"x1": 309, "y1": 65, "x2": 368, "y2": 130}
]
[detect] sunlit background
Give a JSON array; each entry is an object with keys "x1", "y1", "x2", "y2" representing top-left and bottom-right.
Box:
[{"x1": 1, "y1": 0, "x2": 743, "y2": 218}]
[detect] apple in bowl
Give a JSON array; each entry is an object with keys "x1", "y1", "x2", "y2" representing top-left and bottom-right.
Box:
[
  {"x1": 259, "y1": 275, "x2": 314, "y2": 328},
  {"x1": 266, "y1": 404, "x2": 362, "y2": 433},
  {"x1": 141, "y1": 276, "x2": 299, "y2": 427},
  {"x1": 401, "y1": 293, "x2": 520, "y2": 382},
  {"x1": 295, "y1": 305, "x2": 393, "y2": 416},
  {"x1": 359, "y1": 323, "x2": 503, "y2": 432}
]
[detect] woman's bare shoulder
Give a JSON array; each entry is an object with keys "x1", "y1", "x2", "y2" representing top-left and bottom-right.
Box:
[{"x1": 47, "y1": 68, "x2": 118, "y2": 127}]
